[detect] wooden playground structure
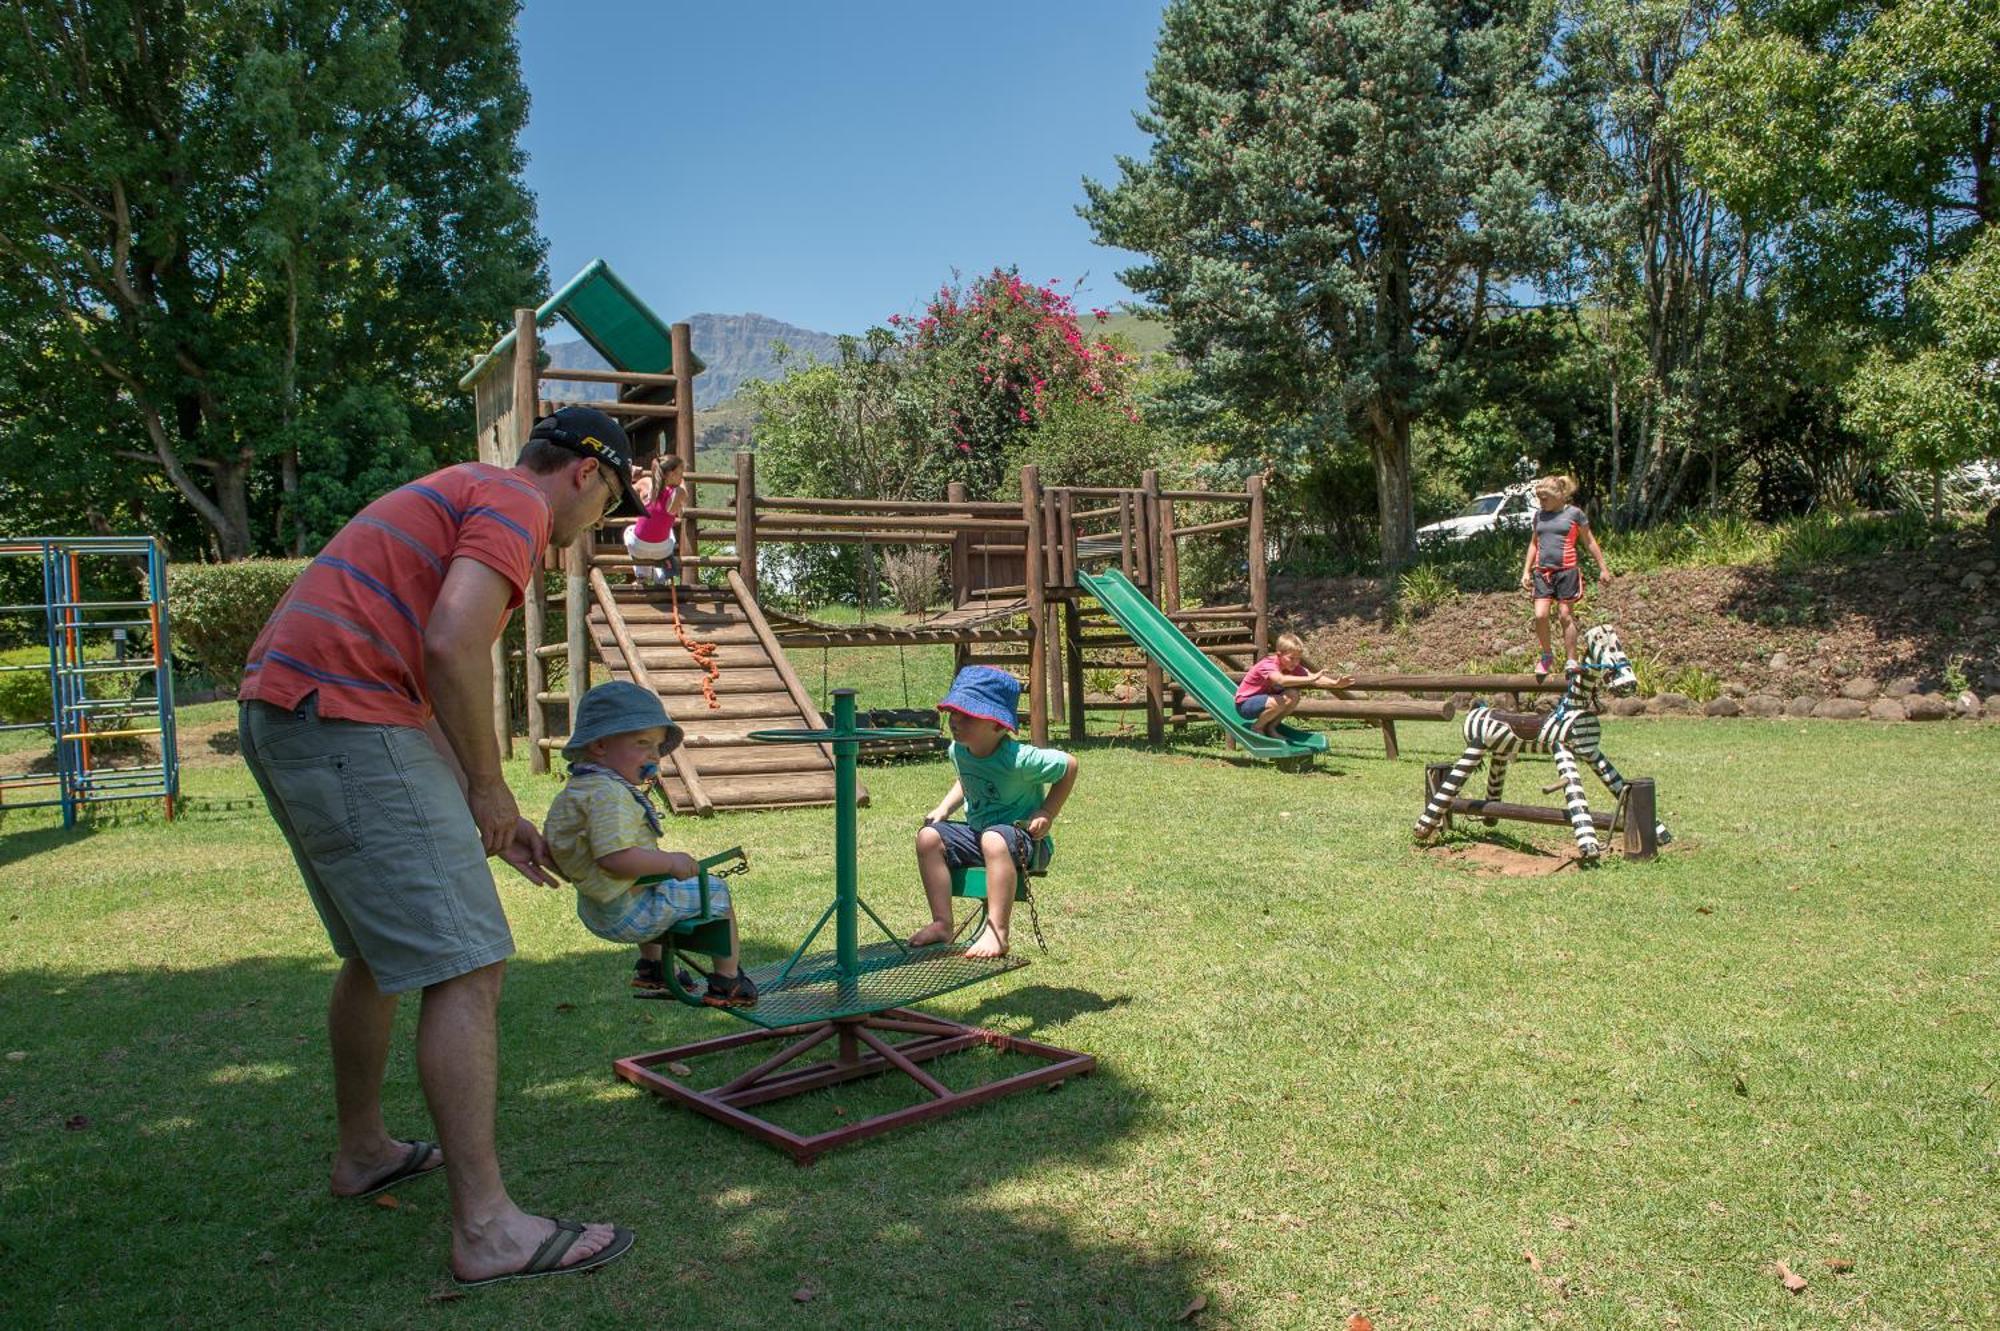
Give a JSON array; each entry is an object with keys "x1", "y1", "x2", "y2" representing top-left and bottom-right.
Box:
[{"x1": 463, "y1": 268, "x2": 1555, "y2": 814}]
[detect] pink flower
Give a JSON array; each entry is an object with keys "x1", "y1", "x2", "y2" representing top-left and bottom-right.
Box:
[{"x1": 1018, "y1": 408, "x2": 1030, "y2": 422}]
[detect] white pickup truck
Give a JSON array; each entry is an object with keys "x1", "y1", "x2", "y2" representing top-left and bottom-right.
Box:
[{"x1": 1417, "y1": 483, "x2": 1538, "y2": 546}]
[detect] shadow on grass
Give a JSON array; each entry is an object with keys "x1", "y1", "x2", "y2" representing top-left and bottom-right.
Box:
[
  {"x1": 0, "y1": 950, "x2": 1189, "y2": 1327},
  {"x1": 0, "y1": 819, "x2": 96, "y2": 869}
]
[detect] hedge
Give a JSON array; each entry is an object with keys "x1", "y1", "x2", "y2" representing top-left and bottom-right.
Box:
[{"x1": 168, "y1": 559, "x2": 309, "y2": 691}]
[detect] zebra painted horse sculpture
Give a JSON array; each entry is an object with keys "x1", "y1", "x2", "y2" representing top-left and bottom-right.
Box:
[{"x1": 1412, "y1": 623, "x2": 1672, "y2": 860}]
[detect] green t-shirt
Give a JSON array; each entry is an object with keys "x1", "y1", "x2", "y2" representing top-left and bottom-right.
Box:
[{"x1": 950, "y1": 738, "x2": 1072, "y2": 840}]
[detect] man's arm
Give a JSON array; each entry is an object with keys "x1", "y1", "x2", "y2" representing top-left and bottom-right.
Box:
[{"x1": 424, "y1": 557, "x2": 519, "y2": 855}]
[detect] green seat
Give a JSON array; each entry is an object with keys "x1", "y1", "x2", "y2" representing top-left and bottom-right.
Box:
[
  {"x1": 949, "y1": 863, "x2": 1047, "y2": 900},
  {"x1": 637, "y1": 847, "x2": 747, "y2": 1005}
]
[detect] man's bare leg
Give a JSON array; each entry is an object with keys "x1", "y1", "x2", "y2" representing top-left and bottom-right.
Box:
[
  {"x1": 907, "y1": 825, "x2": 956, "y2": 947},
  {"x1": 964, "y1": 832, "x2": 1016, "y2": 959},
  {"x1": 328, "y1": 957, "x2": 439, "y2": 1195},
  {"x1": 417, "y1": 961, "x2": 618, "y2": 1282}
]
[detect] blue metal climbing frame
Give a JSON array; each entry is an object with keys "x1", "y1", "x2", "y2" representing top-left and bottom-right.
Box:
[{"x1": 0, "y1": 536, "x2": 179, "y2": 827}]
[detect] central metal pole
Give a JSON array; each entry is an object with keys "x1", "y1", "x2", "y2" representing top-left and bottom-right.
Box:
[{"x1": 832, "y1": 688, "x2": 860, "y2": 979}]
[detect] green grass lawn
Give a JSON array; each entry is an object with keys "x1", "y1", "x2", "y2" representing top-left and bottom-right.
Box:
[{"x1": 2, "y1": 713, "x2": 1996, "y2": 1329}]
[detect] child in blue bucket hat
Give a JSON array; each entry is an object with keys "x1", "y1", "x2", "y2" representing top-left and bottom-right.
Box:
[
  {"x1": 542, "y1": 681, "x2": 756, "y2": 1006},
  {"x1": 907, "y1": 666, "x2": 1079, "y2": 958}
]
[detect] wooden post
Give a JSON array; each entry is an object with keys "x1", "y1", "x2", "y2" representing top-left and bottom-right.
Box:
[
  {"x1": 511, "y1": 308, "x2": 549, "y2": 772},
  {"x1": 1020, "y1": 465, "x2": 1049, "y2": 744},
  {"x1": 1058, "y1": 489, "x2": 1075, "y2": 588},
  {"x1": 1158, "y1": 493, "x2": 1182, "y2": 612},
  {"x1": 947, "y1": 481, "x2": 969, "y2": 606},
  {"x1": 1064, "y1": 599, "x2": 1087, "y2": 741},
  {"x1": 1247, "y1": 473, "x2": 1270, "y2": 658},
  {"x1": 1118, "y1": 492, "x2": 1134, "y2": 580},
  {"x1": 1622, "y1": 778, "x2": 1659, "y2": 861},
  {"x1": 566, "y1": 534, "x2": 589, "y2": 732},
  {"x1": 1139, "y1": 470, "x2": 1165, "y2": 744},
  {"x1": 734, "y1": 450, "x2": 757, "y2": 592},
  {"x1": 671, "y1": 322, "x2": 698, "y2": 586}
]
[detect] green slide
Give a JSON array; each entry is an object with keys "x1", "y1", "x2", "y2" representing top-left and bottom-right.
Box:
[{"x1": 1076, "y1": 568, "x2": 1328, "y2": 760}]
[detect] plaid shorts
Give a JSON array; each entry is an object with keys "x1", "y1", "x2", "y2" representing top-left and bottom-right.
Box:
[{"x1": 577, "y1": 876, "x2": 731, "y2": 945}]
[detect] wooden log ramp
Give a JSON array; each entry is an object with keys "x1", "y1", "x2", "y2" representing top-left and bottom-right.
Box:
[{"x1": 580, "y1": 559, "x2": 853, "y2": 814}]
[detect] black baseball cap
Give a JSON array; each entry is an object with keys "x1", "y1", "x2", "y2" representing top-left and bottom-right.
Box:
[{"x1": 528, "y1": 405, "x2": 642, "y2": 517}]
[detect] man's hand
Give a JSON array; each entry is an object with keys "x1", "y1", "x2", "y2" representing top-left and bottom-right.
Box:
[
  {"x1": 467, "y1": 779, "x2": 522, "y2": 857},
  {"x1": 498, "y1": 817, "x2": 563, "y2": 887}
]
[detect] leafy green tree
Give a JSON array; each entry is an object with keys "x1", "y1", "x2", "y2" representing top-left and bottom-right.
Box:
[
  {"x1": 1084, "y1": 0, "x2": 1563, "y2": 571},
  {"x1": 0, "y1": 0, "x2": 544, "y2": 559},
  {"x1": 1845, "y1": 228, "x2": 2000, "y2": 517}
]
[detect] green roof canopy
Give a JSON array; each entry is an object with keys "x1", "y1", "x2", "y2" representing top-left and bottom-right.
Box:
[{"x1": 458, "y1": 258, "x2": 702, "y2": 391}]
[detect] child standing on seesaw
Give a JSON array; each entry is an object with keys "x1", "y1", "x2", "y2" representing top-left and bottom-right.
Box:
[
  {"x1": 1519, "y1": 473, "x2": 1613, "y2": 677},
  {"x1": 623, "y1": 453, "x2": 686, "y2": 586},
  {"x1": 543, "y1": 681, "x2": 757, "y2": 1007},
  {"x1": 1234, "y1": 632, "x2": 1354, "y2": 736},
  {"x1": 907, "y1": 666, "x2": 1077, "y2": 960}
]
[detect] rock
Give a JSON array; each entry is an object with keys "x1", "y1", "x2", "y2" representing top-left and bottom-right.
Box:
[
  {"x1": 1977, "y1": 559, "x2": 1998, "y2": 576},
  {"x1": 1721, "y1": 680, "x2": 1749, "y2": 698},
  {"x1": 1954, "y1": 690, "x2": 1982, "y2": 718},
  {"x1": 1962, "y1": 572, "x2": 1987, "y2": 594},
  {"x1": 1742, "y1": 694, "x2": 1785, "y2": 717},
  {"x1": 1831, "y1": 661, "x2": 1853, "y2": 678},
  {"x1": 1651, "y1": 692, "x2": 1694, "y2": 714},
  {"x1": 1904, "y1": 692, "x2": 1953, "y2": 721},
  {"x1": 1786, "y1": 696, "x2": 1820, "y2": 718},
  {"x1": 1704, "y1": 696, "x2": 1742, "y2": 717},
  {"x1": 1867, "y1": 697, "x2": 1906, "y2": 722},
  {"x1": 1767, "y1": 650, "x2": 1792, "y2": 672},
  {"x1": 1986, "y1": 692, "x2": 2000, "y2": 716},
  {"x1": 1450, "y1": 691, "x2": 1473, "y2": 709},
  {"x1": 1807, "y1": 657, "x2": 1830, "y2": 676},
  {"x1": 1883, "y1": 675, "x2": 1920, "y2": 698},
  {"x1": 1982, "y1": 671, "x2": 2000, "y2": 693},
  {"x1": 1607, "y1": 696, "x2": 1649, "y2": 716},
  {"x1": 1839, "y1": 676, "x2": 1881, "y2": 701},
  {"x1": 1812, "y1": 697, "x2": 1870, "y2": 720}
]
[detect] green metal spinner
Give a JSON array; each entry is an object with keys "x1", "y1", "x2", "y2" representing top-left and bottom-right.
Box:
[{"x1": 615, "y1": 688, "x2": 1093, "y2": 1164}]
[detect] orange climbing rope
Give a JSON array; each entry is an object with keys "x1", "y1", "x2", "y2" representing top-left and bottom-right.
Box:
[{"x1": 668, "y1": 581, "x2": 721, "y2": 709}]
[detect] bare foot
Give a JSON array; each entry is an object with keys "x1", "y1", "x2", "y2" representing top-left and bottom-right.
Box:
[
  {"x1": 907, "y1": 920, "x2": 952, "y2": 948},
  {"x1": 452, "y1": 1211, "x2": 621, "y2": 1284},
  {"x1": 964, "y1": 926, "x2": 1009, "y2": 959},
  {"x1": 330, "y1": 1138, "x2": 442, "y2": 1197}
]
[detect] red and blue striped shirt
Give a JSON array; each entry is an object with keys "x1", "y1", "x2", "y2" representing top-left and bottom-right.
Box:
[{"x1": 240, "y1": 463, "x2": 551, "y2": 727}]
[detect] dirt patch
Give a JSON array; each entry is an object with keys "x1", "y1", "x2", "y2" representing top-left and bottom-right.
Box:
[
  {"x1": 1424, "y1": 841, "x2": 1581, "y2": 877},
  {"x1": 1274, "y1": 529, "x2": 2000, "y2": 698}
]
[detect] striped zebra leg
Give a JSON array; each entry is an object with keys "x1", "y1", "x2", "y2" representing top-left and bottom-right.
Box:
[
  {"x1": 1482, "y1": 748, "x2": 1513, "y2": 826},
  {"x1": 1414, "y1": 742, "x2": 1488, "y2": 841},
  {"x1": 1553, "y1": 744, "x2": 1601, "y2": 859},
  {"x1": 1583, "y1": 745, "x2": 1673, "y2": 846}
]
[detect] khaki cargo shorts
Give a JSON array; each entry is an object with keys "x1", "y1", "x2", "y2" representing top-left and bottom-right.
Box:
[{"x1": 239, "y1": 695, "x2": 513, "y2": 993}]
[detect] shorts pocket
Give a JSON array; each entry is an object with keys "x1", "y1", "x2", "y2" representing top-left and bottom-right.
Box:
[{"x1": 260, "y1": 753, "x2": 359, "y2": 861}]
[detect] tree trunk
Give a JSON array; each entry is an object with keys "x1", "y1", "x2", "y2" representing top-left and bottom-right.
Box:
[{"x1": 1369, "y1": 407, "x2": 1417, "y2": 573}]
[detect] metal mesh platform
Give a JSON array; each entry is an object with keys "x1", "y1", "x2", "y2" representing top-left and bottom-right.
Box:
[{"x1": 728, "y1": 940, "x2": 1026, "y2": 1029}]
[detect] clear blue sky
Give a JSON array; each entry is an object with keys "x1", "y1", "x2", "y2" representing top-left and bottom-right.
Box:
[{"x1": 515, "y1": 2, "x2": 1164, "y2": 335}]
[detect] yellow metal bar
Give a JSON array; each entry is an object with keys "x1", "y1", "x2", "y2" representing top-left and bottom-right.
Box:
[{"x1": 57, "y1": 727, "x2": 161, "y2": 741}]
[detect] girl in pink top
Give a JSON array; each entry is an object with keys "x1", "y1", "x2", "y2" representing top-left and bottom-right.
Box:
[
  {"x1": 1234, "y1": 632, "x2": 1353, "y2": 735},
  {"x1": 623, "y1": 454, "x2": 686, "y2": 586}
]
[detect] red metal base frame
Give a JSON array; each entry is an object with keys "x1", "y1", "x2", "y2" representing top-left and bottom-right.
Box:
[{"x1": 613, "y1": 1007, "x2": 1095, "y2": 1164}]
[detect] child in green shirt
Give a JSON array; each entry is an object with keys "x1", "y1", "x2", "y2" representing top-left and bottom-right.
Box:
[
  {"x1": 907, "y1": 667, "x2": 1078, "y2": 959},
  {"x1": 543, "y1": 682, "x2": 756, "y2": 1006}
]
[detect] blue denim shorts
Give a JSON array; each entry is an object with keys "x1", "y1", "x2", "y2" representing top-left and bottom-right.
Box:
[
  {"x1": 930, "y1": 820, "x2": 1052, "y2": 874},
  {"x1": 1236, "y1": 693, "x2": 1276, "y2": 720}
]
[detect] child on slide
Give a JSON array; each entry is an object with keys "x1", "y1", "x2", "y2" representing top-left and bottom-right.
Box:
[
  {"x1": 1234, "y1": 632, "x2": 1353, "y2": 736},
  {"x1": 543, "y1": 682, "x2": 757, "y2": 1006},
  {"x1": 623, "y1": 454, "x2": 685, "y2": 586},
  {"x1": 908, "y1": 667, "x2": 1078, "y2": 960},
  {"x1": 1519, "y1": 474, "x2": 1613, "y2": 677}
]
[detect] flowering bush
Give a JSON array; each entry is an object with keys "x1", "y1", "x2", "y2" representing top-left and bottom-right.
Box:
[{"x1": 894, "y1": 268, "x2": 1143, "y2": 495}]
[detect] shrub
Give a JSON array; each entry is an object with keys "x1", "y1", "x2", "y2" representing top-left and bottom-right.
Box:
[
  {"x1": 1395, "y1": 564, "x2": 1458, "y2": 619},
  {"x1": 169, "y1": 560, "x2": 309, "y2": 691},
  {"x1": 0, "y1": 645, "x2": 55, "y2": 727},
  {"x1": 1664, "y1": 664, "x2": 1722, "y2": 703},
  {"x1": 881, "y1": 548, "x2": 940, "y2": 615}
]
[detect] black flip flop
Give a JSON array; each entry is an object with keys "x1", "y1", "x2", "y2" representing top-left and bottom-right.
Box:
[
  {"x1": 340, "y1": 1139, "x2": 443, "y2": 1201},
  {"x1": 453, "y1": 1220, "x2": 636, "y2": 1289}
]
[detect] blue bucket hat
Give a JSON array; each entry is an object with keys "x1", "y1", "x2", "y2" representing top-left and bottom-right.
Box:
[
  {"x1": 938, "y1": 665, "x2": 1020, "y2": 731},
  {"x1": 563, "y1": 680, "x2": 684, "y2": 760}
]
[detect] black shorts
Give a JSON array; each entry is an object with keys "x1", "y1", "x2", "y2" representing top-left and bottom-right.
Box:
[{"x1": 1531, "y1": 566, "x2": 1584, "y2": 602}]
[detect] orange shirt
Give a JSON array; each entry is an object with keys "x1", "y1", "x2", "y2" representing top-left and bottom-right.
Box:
[{"x1": 239, "y1": 463, "x2": 551, "y2": 727}]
